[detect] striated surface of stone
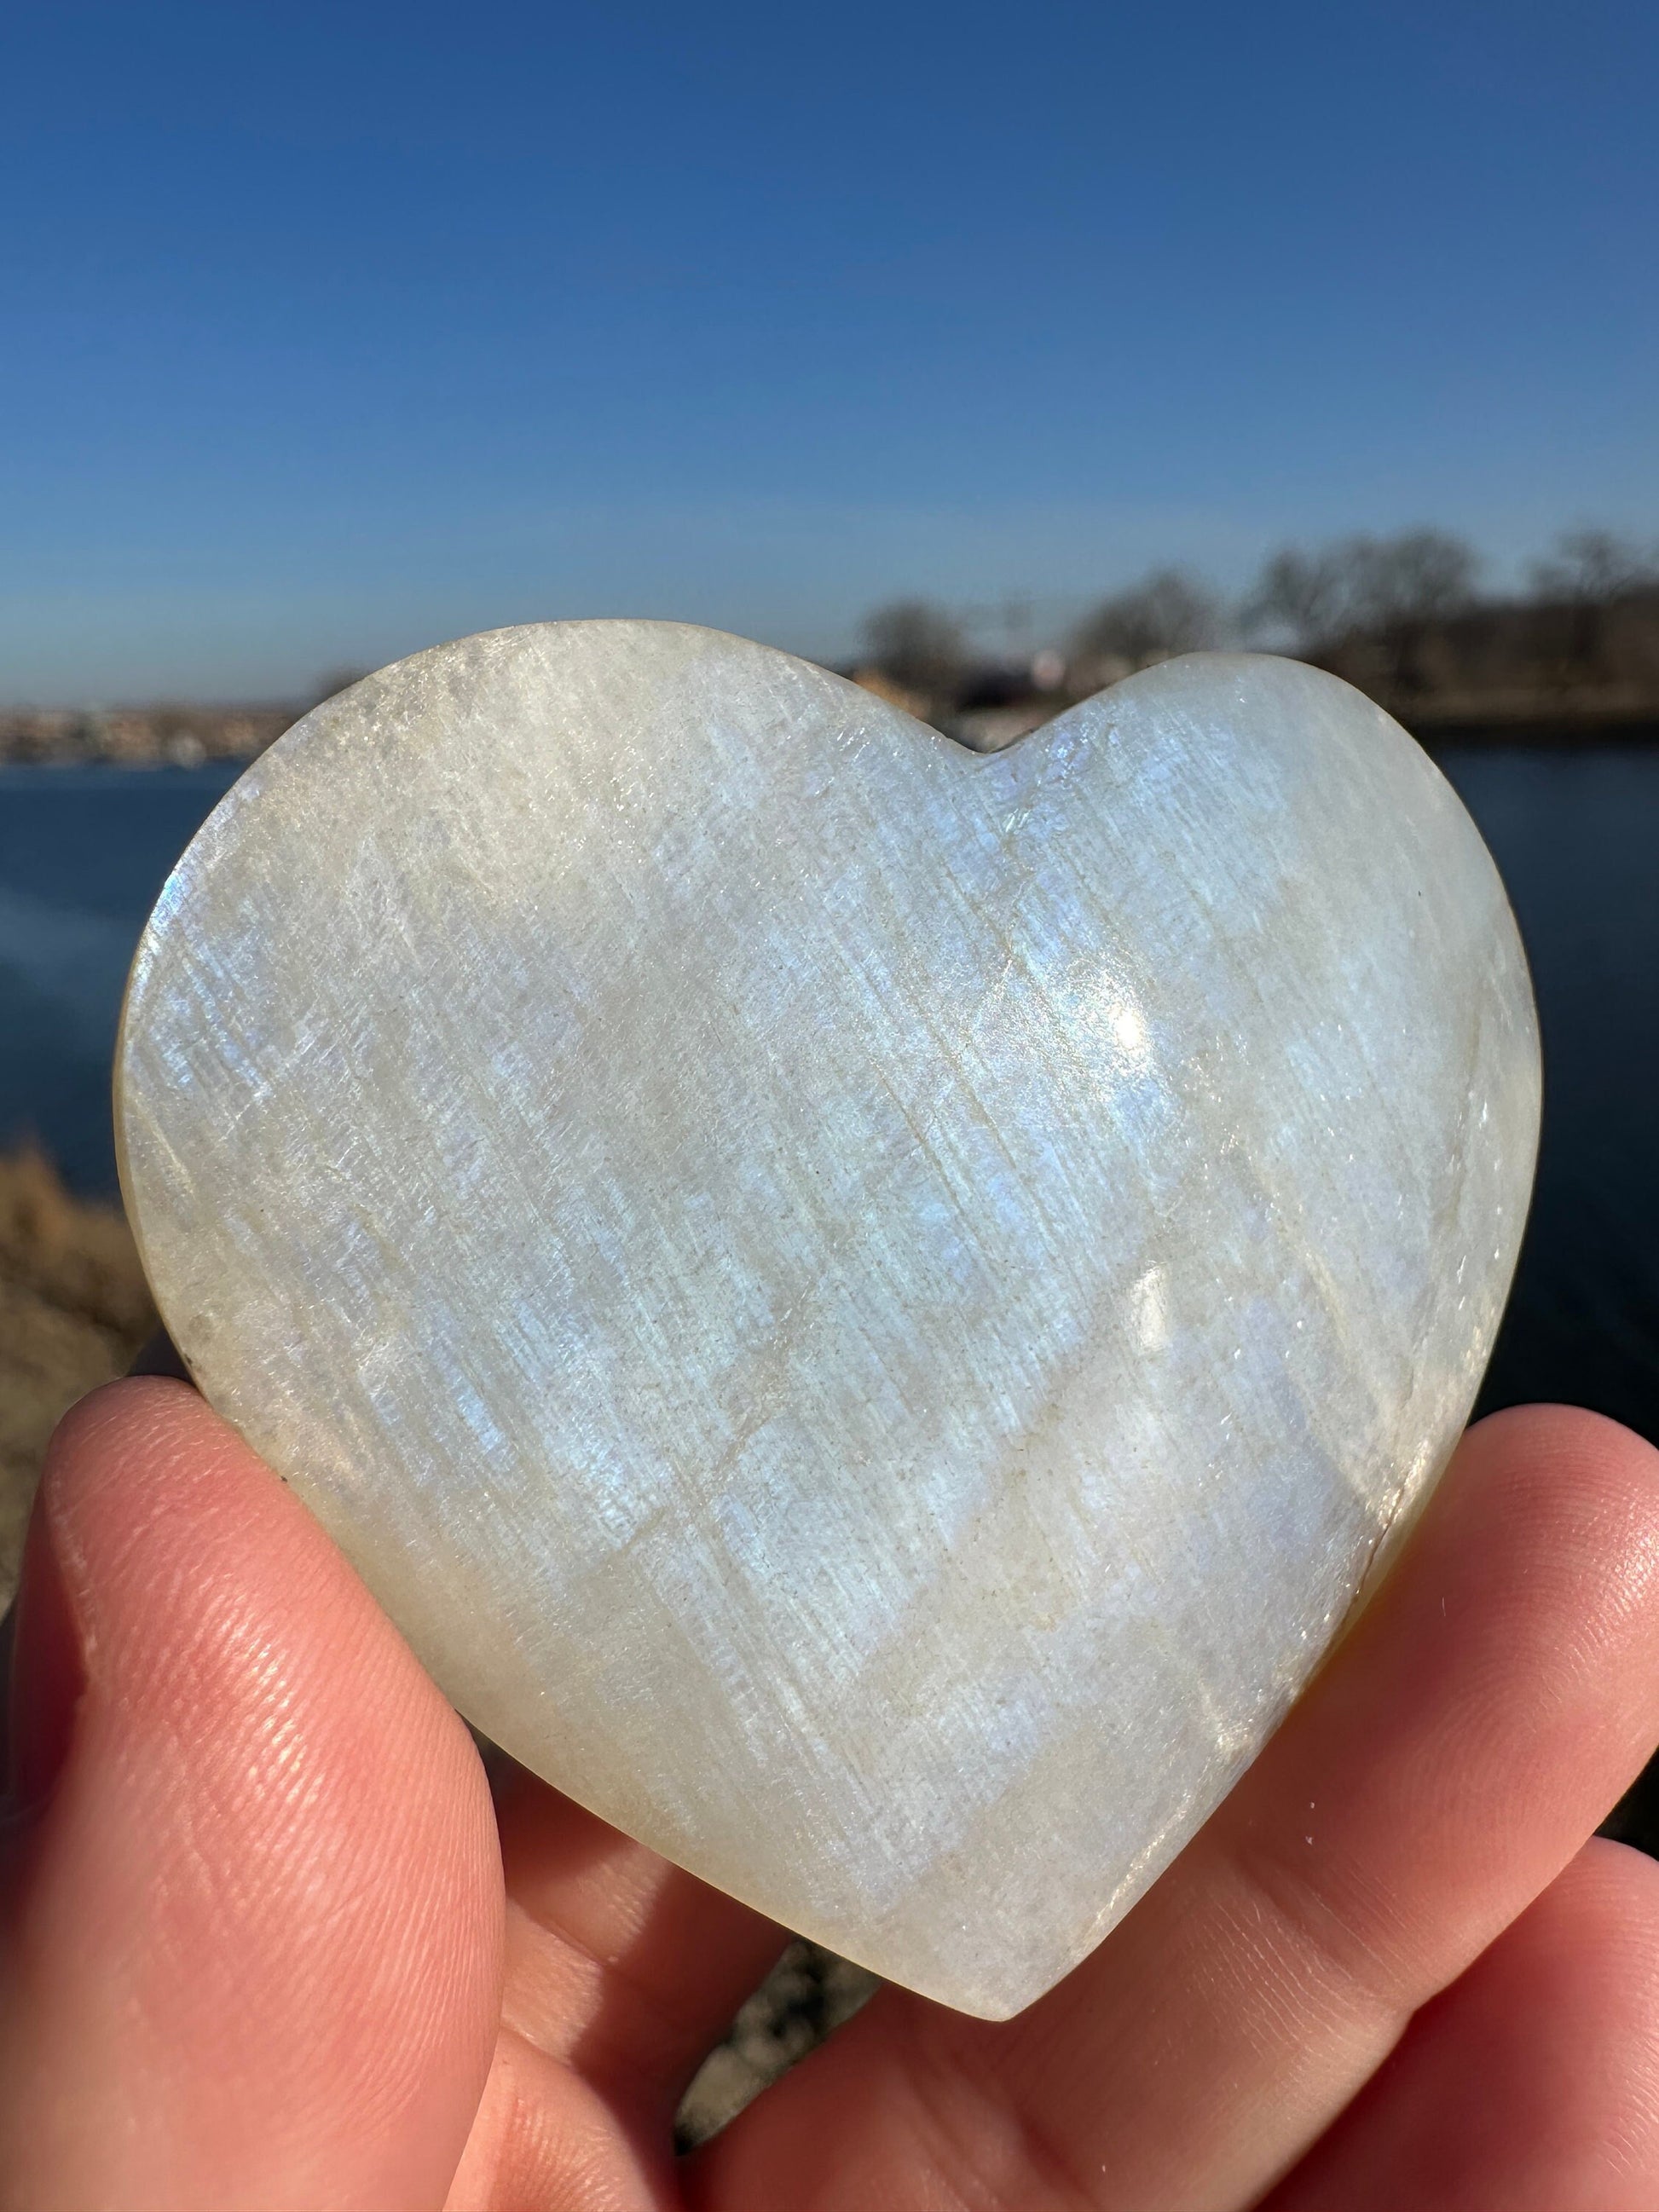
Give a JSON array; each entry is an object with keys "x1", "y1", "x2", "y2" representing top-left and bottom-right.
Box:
[{"x1": 117, "y1": 626, "x2": 1540, "y2": 2017}]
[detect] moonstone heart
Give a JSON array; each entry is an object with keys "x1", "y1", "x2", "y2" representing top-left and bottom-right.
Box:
[{"x1": 118, "y1": 623, "x2": 1539, "y2": 2018}]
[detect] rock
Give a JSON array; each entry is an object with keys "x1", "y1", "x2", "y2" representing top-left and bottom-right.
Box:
[
  {"x1": 675, "y1": 1941, "x2": 880, "y2": 2148},
  {"x1": 117, "y1": 625, "x2": 1540, "y2": 2017}
]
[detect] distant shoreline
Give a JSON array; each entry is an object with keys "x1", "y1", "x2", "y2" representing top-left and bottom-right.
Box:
[{"x1": 5, "y1": 693, "x2": 1659, "y2": 772}]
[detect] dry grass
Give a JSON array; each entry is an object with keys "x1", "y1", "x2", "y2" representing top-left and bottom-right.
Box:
[{"x1": 0, "y1": 1146, "x2": 155, "y2": 1604}]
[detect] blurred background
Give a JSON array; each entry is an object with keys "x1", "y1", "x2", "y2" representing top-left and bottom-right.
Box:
[{"x1": 2, "y1": 0, "x2": 1656, "y2": 2121}]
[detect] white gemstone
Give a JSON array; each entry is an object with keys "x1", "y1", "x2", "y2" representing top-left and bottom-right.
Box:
[{"x1": 117, "y1": 626, "x2": 1539, "y2": 2018}]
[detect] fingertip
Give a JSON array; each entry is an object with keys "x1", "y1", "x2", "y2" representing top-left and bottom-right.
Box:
[
  {"x1": 3, "y1": 1374, "x2": 505, "y2": 2207},
  {"x1": 1524, "y1": 1835, "x2": 1659, "y2": 1975},
  {"x1": 1434, "y1": 1403, "x2": 1659, "y2": 1659},
  {"x1": 38, "y1": 1374, "x2": 234, "y2": 1576},
  {"x1": 44, "y1": 1370, "x2": 238, "y2": 1499},
  {"x1": 1470, "y1": 1396, "x2": 1659, "y2": 1464},
  {"x1": 1456, "y1": 1401, "x2": 1659, "y2": 1521}
]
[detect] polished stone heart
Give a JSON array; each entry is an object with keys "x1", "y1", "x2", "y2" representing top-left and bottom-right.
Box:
[{"x1": 117, "y1": 624, "x2": 1539, "y2": 2017}]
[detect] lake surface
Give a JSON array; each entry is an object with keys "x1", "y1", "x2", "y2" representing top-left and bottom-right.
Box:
[{"x1": 2, "y1": 748, "x2": 1656, "y2": 1442}]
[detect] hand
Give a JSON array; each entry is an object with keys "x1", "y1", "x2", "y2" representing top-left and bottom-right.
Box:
[{"x1": 3, "y1": 1381, "x2": 1658, "y2": 2209}]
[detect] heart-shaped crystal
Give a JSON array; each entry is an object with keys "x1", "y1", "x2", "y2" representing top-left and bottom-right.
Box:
[{"x1": 117, "y1": 624, "x2": 1539, "y2": 2017}]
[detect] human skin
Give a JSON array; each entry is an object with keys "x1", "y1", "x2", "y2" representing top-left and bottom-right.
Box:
[{"x1": 2, "y1": 1383, "x2": 1658, "y2": 2209}]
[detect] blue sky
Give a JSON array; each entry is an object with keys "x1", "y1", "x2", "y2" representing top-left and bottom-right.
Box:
[{"x1": 3, "y1": 0, "x2": 1656, "y2": 698}]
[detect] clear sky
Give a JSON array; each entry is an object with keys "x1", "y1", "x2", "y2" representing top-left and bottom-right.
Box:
[{"x1": 3, "y1": 0, "x2": 1656, "y2": 699}]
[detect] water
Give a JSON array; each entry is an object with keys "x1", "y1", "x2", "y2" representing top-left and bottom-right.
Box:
[
  {"x1": 2, "y1": 748, "x2": 1656, "y2": 1442},
  {"x1": 0, "y1": 763, "x2": 242, "y2": 1193},
  {"x1": 1442, "y1": 748, "x2": 1659, "y2": 1442}
]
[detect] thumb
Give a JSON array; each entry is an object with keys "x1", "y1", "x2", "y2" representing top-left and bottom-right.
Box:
[{"x1": 0, "y1": 1378, "x2": 502, "y2": 2211}]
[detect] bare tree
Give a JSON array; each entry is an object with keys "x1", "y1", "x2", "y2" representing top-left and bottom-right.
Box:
[
  {"x1": 1071, "y1": 569, "x2": 1222, "y2": 672},
  {"x1": 1350, "y1": 530, "x2": 1480, "y2": 629},
  {"x1": 1527, "y1": 529, "x2": 1659, "y2": 683},
  {"x1": 1529, "y1": 528, "x2": 1659, "y2": 605},
  {"x1": 1246, "y1": 530, "x2": 1479, "y2": 681},
  {"x1": 860, "y1": 601, "x2": 967, "y2": 701},
  {"x1": 1245, "y1": 545, "x2": 1360, "y2": 653},
  {"x1": 1353, "y1": 530, "x2": 1480, "y2": 694}
]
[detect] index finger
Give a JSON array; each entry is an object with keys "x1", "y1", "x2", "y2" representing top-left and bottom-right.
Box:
[{"x1": 0, "y1": 1378, "x2": 504, "y2": 2209}]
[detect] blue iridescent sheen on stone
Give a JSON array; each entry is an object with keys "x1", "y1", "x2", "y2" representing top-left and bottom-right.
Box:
[{"x1": 117, "y1": 625, "x2": 1539, "y2": 2016}]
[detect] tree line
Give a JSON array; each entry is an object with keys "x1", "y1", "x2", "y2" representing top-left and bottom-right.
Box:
[{"x1": 858, "y1": 528, "x2": 1659, "y2": 718}]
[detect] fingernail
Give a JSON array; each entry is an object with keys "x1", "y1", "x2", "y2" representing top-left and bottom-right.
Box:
[{"x1": 7, "y1": 1499, "x2": 84, "y2": 1816}]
